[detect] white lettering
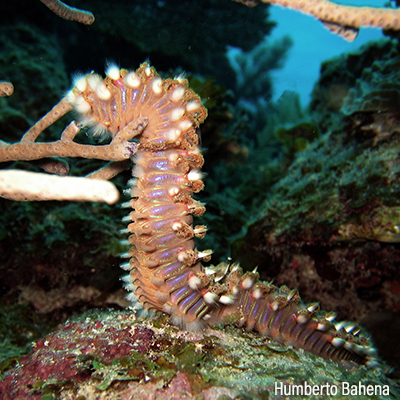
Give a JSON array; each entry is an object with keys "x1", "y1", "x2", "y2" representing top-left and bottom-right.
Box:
[
  {"x1": 383, "y1": 385, "x2": 390, "y2": 395},
  {"x1": 304, "y1": 382, "x2": 311, "y2": 396},
  {"x1": 274, "y1": 382, "x2": 283, "y2": 395},
  {"x1": 274, "y1": 381, "x2": 389, "y2": 397},
  {"x1": 292, "y1": 384, "x2": 304, "y2": 396},
  {"x1": 341, "y1": 382, "x2": 389, "y2": 396}
]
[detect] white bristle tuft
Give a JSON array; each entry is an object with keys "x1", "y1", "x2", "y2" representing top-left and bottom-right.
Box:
[
  {"x1": 123, "y1": 282, "x2": 136, "y2": 291},
  {"x1": 188, "y1": 275, "x2": 201, "y2": 290},
  {"x1": 317, "y1": 322, "x2": 328, "y2": 331},
  {"x1": 194, "y1": 226, "x2": 207, "y2": 235},
  {"x1": 344, "y1": 341, "x2": 353, "y2": 351},
  {"x1": 307, "y1": 303, "x2": 319, "y2": 313},
  {"x1": 145, "y1": 65, "x2": 151, "y2": 76},
  {"x1": 172, "y1": 222, "x2": 182, "y2": 231},
  {"x1": 65, "y1": 90, "x2": 76, "y2": 104},
  {"x1": 286, "y1": 289, "x2": 297, "y2": 301},
  {"x1": 73, "y1": 74, "x2": 88, "y2": 92},
  {"x1": 95, "y1": 82, "x2": 111, "y2": 100},
  {"x1": 219, "y1": 295, "x2": 235, "y2": 305},
  {"x1": 331, "y1": 337, "x2": 345, "y2": 347},
  {"x1": 87, "y1": 74, "x2": 102, "y2": 91},
  {"x1": 168, "y1": 187, "x2": 180, "y2": 196},
  {"x1": 126, "y1": 292, "x2": 138, "y2": 302},
  {"x1": 152, "y1": 77, "x2": 162, "y2": 94},
  {"x1": 189, "y1": 199, "x2": 204, "y2": 210},
  {"x1": 175, "y1": 73, "x2": 185, "y2": 83},
  {"x1": 166, "y1": 128, "x2": 181, "y2": 141},
  {"x1": 132, "y1": 165, "x2": 145, "y2": 178},
  {"x1": 89, "y1": 124, "x2": 110, "y2": 140},
  {"x1": 242, "y1": 276, "x2": 254, "y2": 290},
  {"x1": 186, "y1": 101, "x2": 201, "y2": 112},
  {"x1": 177, "y1": 251, "x2": 187, "y2": 263},
  {"x1": 127, "y1": 178, "x2": 138, "y2": 187},
  {"x1": 179, "y1": 120, "x2": 193, "y2": 131},
  {"x1": 231, "y1": 262, "x2": 240, "y2": 273},
  {"x1": 189, "y1": 147, "x2": 201, "y2": 155},
  {"x1": 187, "y1": 170, "x2": 203, "y2": 181},
  {"x1": 203, "y1": 292, "x2": 219, "y2": 304},
  {"x1": 168, "y1": 152, "x2": 179, "y2": 162},
  {"x1": 120, "y1": 252, "x2": 131, "y2": 258},
  {"x1": 171, "y1": 86, "x2": 185, "y2": 102},
  {"x1": 74, "y1": 96, "x2": 91, "y2": 114},
  {"x1": 121, "y1": 201, "x2": 132, "y2": 209},
  {"x1": 124, "y1": 72, "x2": 141, "y2": 88},
  {"x1": 198, "y1": 250, "x2": 212, "y2": 259},
  {"x1": 296, "y1": 314, "x2": 309, "y2": 324},
  {"x1": 325, "y1": 312, "x2": 336, "y2": 322},
  {"x1": 334, "y1": 321, "x2": 346, "y2": 331},
  {"x1": 120, "y1": 262, "x2": 133, "y2": 271},
  {"x1": 163, "y1": 303, "x2": 174, "y2": 315},
  {"x1": 171, "y1": 107, "x2": 185, "y2": 121},
  {"x1": 130, "y1": 187, "x2": 141, "y2": 197},
  {"x1": 270, "y1": 301, "x2": 280, "y2": 311},
  {"x1": 344, "y1": 322, "x2": 357, "y2": 333},
  {"x1": 122, "y1": 214, "x2": 132, "y2": 223},
  {"x1": 105, "y1": 64, "x2": 120, "y2": 80},
  {"x1": 120, "y1": 274, "x2": 133, "y2": 283}
]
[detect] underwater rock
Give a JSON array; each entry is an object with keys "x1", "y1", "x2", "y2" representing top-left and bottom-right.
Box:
[
  {"x1": 232, "y1": 112, "x2": 400, "y2": 328},
  {"x1": 342, "y1": 56, "x2": 400, "y2": 146},
  {"x1": 233, "y1": 37, "x2": 400, "y2": 342},
  {"x1": 309, "y1": 39, "x2": 399, "y2": 132},
  {"x1": 0, "y1": 309, "x2": 398, "y2": 400}
]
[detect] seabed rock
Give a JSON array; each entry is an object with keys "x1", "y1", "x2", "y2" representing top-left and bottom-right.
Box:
[{"x1": 0, "y1": 309, "x2": 398, "y2": 400}]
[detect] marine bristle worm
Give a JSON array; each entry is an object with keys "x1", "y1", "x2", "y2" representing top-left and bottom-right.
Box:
[{"x1": 68, "y1": 62, "x2": 378, "y2": 367}]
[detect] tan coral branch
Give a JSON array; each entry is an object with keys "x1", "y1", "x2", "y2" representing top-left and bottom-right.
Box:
[
  {"x1": 0, "y1": 82, "x2": 14, "y2": 97},
  {"x1": 40, "y1": 0, "x2": 95, "y2": 25},
  {"x1": 234, "y1": 0, "x2": 400, "y2": 40},
  {"x1": 0, "y1": 96, "x2": 146, "y2": 162},
  {"x1": 0, "y1": 170, "x2": 119, "y2": 203}
]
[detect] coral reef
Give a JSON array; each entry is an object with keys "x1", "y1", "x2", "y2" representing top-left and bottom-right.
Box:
[
  {"x1": 2, "y1": 0, "x2": 400, "y2": 398},
  {"x1": 1, "y1": 309, "x2": 397, "y2": 399}
]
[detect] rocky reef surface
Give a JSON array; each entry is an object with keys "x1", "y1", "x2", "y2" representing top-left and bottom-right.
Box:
[{"x1": 1, "y1": 309, "x2": 398, "y2": 400}]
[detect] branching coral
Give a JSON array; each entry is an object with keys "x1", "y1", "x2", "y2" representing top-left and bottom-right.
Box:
[
  {"x1": 0, "y1": 170, "x2": 119, "y2": 203},
  {"x1": 0, "y1": 82, "x2": 13, "y2": 97},
  {"x1": 0, "y1": 94, "x2": 142, "y2": 201},
  {"x1": 234, "y1": 0, "x2": 400, "y2": 40},
  {"x1": 39, "y1": 0, "x2": 94, "y2": 25}
]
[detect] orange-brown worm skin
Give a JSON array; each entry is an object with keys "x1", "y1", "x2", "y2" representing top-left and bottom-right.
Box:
[{"x1": 68, "y1": 62, "x2": 378, "y2": 367}]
